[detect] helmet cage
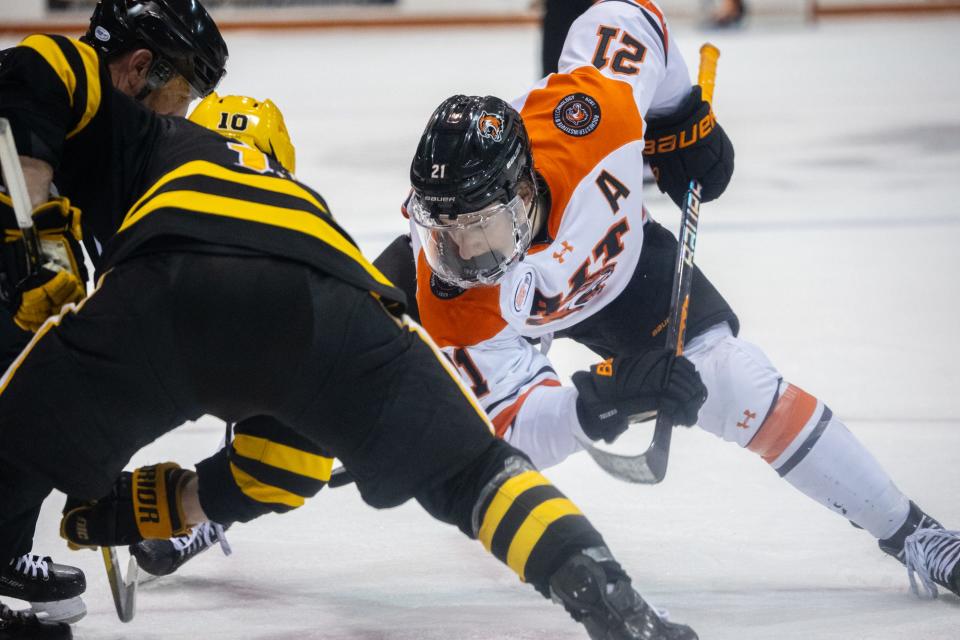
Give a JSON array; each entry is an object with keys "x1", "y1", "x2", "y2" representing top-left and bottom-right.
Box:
[{"x1": 410, "y1": 192, "x2": 533, "y2": 288}]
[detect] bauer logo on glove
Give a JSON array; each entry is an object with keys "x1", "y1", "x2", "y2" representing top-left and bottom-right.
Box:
[{"x1": 642, "y1": 85, "x2": 734, "y2": 208}]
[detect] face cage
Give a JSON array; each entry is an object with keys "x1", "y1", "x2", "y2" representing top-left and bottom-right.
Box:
[
  {"x1": 410, "y1": 194, "x2": 533, "y2": 289},
  {"x1": 145, "y1": 56, "x2": 220, "y2": 101}
]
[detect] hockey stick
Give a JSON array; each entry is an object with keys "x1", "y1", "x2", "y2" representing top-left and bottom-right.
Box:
[
  {"x1": 5, "y1": 119, "x2": 133, "y2": 620},
  {"x1": 576, "y1": 43, "x2": 721, "y2": 484},
  {"x1": 101, "y1": 546, "x2": 138, "y2": 623},
  {"x1": 2, "y1": 119, "x2": 141, "y2": 620},
  {"x1": 0, "y1": 118, "x2": 43, "y2": 277}
]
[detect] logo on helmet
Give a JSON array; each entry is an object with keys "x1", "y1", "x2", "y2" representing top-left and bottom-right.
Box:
[
  {"x1": 94, "y1": 26, "x2": 111, "y2": 42},
  {"x1": 477, "y1": 111, "x2": 504, "y2": 142},
  {"x1": 553, "y1": 93, "x2": 601, "y2": 137}
]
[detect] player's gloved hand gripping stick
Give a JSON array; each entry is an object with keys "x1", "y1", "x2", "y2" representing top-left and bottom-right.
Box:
[
  {"x1": 0, "y1": 118, "x2": 87, "y2": 332},
  {"x1": 576, "y1": 43, "x2": 721, "y2": 484}
]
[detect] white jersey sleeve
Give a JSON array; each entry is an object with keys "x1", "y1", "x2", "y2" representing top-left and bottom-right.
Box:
[
  {"x1": 440, "y1": 328, "x2": 559, "y2": 435},
  {"x1": 440, "y1": 327, "x2": 590, "y2": 471},
  {"x1": 498, "y1": 0, "x2": 697, "y2": 340},
  {"x1": 558, "y1": 0, "x2": 691, "y2": 117}
]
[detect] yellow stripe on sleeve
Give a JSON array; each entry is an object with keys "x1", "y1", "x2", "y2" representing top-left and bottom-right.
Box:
[
  {"x1": 505, "y1": 498, "x2": 583, "y2": 581},
  {"x1": 477, "y1": 471, "x2": 551, "y2": 551},
  {"x1": 232, "y1": 434, "x2": 334, "y2": 482},
  {"x1": 18, "y1": 36, "x2": 103, "y2": 139},
  {"x1": 228, "y1": 462, "x2": 305, "y2": 508},
  {"x1": 20, "y1": 35, "x2": 77, "y2": 107},
  {"x1": 67, "y1": 38, "x2": 102, "y2": 139}
]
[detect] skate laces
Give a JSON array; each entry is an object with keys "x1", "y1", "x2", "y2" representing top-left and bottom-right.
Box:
[
  {"x1": 171, "y1": 521, "x2": 232, "y2": 558},
  {"x1": 903, "y1": 528, "x2": 960, "y2": 598},
  {"x1": 9, "y1": 553, "x2": 49, "y2": 579}
]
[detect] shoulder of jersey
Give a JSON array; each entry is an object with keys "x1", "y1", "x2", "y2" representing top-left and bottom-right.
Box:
[
  {"x1": 516, "y1": 65, "x2": 644, "y2": 239},
  {"x1": 571, "y1": 0, "x2": 669, "y2": 61}
]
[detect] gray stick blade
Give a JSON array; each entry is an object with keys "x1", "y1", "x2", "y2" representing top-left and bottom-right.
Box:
[
  {"x1": 578, "y1": 439, "x2": 663, "y2": 484},
  {"x1": 101, "y1": 546, "x2": 138, "y2": 623}
]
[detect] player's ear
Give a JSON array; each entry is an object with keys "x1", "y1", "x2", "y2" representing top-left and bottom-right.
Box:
[{"x1": 128, "y1": 48, "x2": 154, "y2": 84}]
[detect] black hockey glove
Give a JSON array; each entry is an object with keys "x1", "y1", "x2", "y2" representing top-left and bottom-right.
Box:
[
  {"x1": 572, "y1": 349, "x2": 707, "y2": 444},
  {"x1": 61, "y1": 463, "x2": 195, "y2": 548},
  {"x1": 0, "y1": 192, "x2": 87, "y2": 331},
  {"x1": 643, "y1": 85, "x2": 734, "y2": 208}
]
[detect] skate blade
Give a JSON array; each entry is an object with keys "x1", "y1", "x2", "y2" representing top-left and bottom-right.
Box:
[{"x1": 31, "y1": 595, "x2": 87, "y2": 624}]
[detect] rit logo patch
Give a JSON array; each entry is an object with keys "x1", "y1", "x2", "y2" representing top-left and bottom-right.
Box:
[
  {"x1": 553, "y1": 241, "x2": 574, "y2": 263},
  {"x1": 736, "y1": 410, "x2": 757, "y2": 429}
]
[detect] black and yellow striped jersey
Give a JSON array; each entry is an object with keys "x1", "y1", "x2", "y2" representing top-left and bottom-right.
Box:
[{"x1": 0, "y1": 34, "x2": 404, "y2": 310}]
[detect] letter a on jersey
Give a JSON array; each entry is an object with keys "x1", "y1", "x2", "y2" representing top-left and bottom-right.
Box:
[{"x1": 595, "y1": 170, "x2": 631, "y2": 213}]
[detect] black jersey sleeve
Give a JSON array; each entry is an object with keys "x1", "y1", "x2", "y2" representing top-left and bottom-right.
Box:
[{"x1": 0, "y1": 34, "x2": 107, "y2": 169}]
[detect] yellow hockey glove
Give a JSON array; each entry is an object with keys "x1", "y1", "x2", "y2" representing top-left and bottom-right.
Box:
[
  {"x1": 1, "y1": 193, "x2": 87, "y2": 331},
  {"x1": 61, "y1": 462, "x2": 196, "y2": 548}
]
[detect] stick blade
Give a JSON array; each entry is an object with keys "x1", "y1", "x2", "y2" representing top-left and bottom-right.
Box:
[
  {"x1": 577, "y1": 424, "x2": 672, "y2": 485},
  {"x1": 101, "y1": 546, "x2": 138, "y2": 623}
]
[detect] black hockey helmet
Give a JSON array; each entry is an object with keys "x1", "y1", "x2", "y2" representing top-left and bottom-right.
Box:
[
  {"x1": 408, "y1": 95, "x2": 538, "y2": 288},
  {"x1": 81, "y1": 0, "x2": 228, "y2": 98},
  {"x1": 410, "y1": 94, "x2": 535, "y2": 219}
]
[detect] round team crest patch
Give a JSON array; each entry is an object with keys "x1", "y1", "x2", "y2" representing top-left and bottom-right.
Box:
[
  {"x1": 553, "y1": 93, "x2": 601, "y2": 137},
  {"x1": 430, "y1": 273, "x2": 465, "y2": 300}
]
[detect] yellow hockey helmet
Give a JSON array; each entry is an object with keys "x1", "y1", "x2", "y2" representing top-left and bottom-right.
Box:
[{"x1": 189, "y1": 92, "x2": 296, "y2": 174}]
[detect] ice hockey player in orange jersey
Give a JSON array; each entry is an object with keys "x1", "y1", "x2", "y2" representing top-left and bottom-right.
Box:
[{"x1": 394, "y1": 0, "x2": 959, "y2": 604}]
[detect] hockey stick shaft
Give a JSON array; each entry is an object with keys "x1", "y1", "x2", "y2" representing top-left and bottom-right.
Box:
[
  {"x1": 577, "y1": 43, "x2": 720, "y2": 484},
  {"x1": 0, "y1": 118, "x2": 43, "y2": 274}
]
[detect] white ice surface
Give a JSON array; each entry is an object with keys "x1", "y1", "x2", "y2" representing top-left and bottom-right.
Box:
[{"x1": 3, "y1": 15, "x2": 959, "y2": 639}]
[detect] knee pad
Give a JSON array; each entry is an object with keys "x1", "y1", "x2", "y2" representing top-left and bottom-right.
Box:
[{"x1": 685, "y1": 329, "x2": 782, "y2": 446}]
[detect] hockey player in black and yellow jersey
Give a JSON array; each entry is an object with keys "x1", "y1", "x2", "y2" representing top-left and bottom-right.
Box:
[
  {"x1": 130, "y1": 92, "x2": 334, "y2": 576},
  {"x1": 0, "y1": 3, "x2": 228, "y2": 638},
  {"x1": 0, "y1": 34, "x2": 700, "y2": 640}
]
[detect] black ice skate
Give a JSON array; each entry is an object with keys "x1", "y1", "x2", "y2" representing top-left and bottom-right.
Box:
[
  {"x1": 130, "y1": 521, "x2": 231, "y2": 577},
  {"x1": 0, "y1": 603, "x2": 71, "y2": 640},
  {"x1": 0, "y1": 555, "x2": 86, "y2": 623},
  {"x1": 878, "y1": 501, "x2": 960, "y2": 598},
  {"x1": 549, "y1": 547, "x2": 698, "y2": 640}
]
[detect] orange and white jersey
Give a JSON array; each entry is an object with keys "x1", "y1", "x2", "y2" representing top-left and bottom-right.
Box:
[
  {"x1": 408, "y1": 0, "x2": 691, "y2": 342},
  {"x1": 403, "y1": 248, "x2": 588, "y2": 469},
  {"x1": 493, "y1": 0, "x2": 691, "y2": 339},
  {"x1": 404, "y1": 0, "x2": 697, "y2": 466}
]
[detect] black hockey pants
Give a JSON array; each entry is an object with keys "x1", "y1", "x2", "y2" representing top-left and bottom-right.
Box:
[{"x1": 0, "y1": 251, "x2": 602, "y2": 590}]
